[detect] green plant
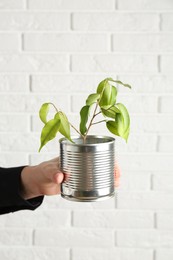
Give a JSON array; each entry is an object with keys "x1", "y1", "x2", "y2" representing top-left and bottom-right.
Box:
[{"x1": 39, "y1": 77, "x2": 131, "y2": 151}]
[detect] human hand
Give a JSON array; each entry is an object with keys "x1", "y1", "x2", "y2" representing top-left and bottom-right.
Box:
[{"x1": 21, "y1": 157, "x2": 64, "y2": 200}]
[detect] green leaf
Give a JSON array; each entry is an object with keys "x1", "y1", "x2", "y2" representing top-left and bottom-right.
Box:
[
  {"x1": 101, "y1": 105, "x2": 120, "y2": 119},
  {"x1": 106, "y1": 103, "x2": 130, "y2": 142},
  {"x1": 107, "y1": 78, "x2": 131, "y2": 89},
  {"x1": 97, "y1": 79, "x2": 108, "y2": 94},
  {"x1": 39, "y1": 117, "x2": 61, "y2": 152},
  {"x1": 99, "y1": 83, "x2": 112, "y2": 106},
  {"x1": 116, "y1": 103, "x2": 130, "y2": 135},
  {"x1": 39, "y1": 103, "x2": 50, "y2": 124},
  {"x1": 55, "y1": 112, "x2": 72, "y2": 142},
  {"x1": 86, "y1": 93, "x2": 100, "y2": 106},
  {"x1": 106, "y1": 120, "x2": 119, "y2": 136},
  {"x1": 109, "y1": 86, "x2": 117, "y2": 105},
  {"x1": 79, "y1": 105, "x2": 90, "y2": 135}
]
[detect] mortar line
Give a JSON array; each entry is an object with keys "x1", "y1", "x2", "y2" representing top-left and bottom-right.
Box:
[
  {"x1": 153, "y1": 249, "x2": 156, "y2": 260},
  {"x1": 154, "y1": 212, "x2": 157, "y2": 229},
  {"x1": 115, "y1": 0, "x2": 118, "y2": 10},
  {"x1": 150, "y1": 174, "x2": 154, "y2": 190},
  {"x1": 156, "y1": 135, "x2": 160, "y2": 153},
  {"x1": 24, "y1": 0, "x2": 28, "y2": 10},
  {"x1": 70, "y1": 248, "x2": 73, "y2": 260},
  {"x1": 32, "y1": 229, "x2": 35, "y2": 246},
  {"x1": 157, "y1": 55, "x2": 161, "y2": 73},
  {"x1": 71, "y1": 210, "x2": 74, "y2": 226}
]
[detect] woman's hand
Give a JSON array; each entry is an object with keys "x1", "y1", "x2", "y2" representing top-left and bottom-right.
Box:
[{"x1": 21, "y1": 157, "x2": 64, "y2": 200}]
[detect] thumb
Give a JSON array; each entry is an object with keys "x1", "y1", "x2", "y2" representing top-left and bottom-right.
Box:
[{"x1": 53, "y1": 172, "x2": 64, "y2": 184}]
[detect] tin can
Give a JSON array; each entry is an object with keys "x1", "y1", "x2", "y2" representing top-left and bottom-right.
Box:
[{"x1": 59, "y1": 135, "x2": 115, "y2": 202}]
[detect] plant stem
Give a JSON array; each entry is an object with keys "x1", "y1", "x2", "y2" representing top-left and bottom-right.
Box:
[
  {"x1": 69, "y1": 122, "x2": 85, "y2": 138},
  {"x1": 92, "y1": 120, "x2": 107, "y2": 125},
  {"x1": 83, "y1": 102, "x2": 99, "y2": 143},
  {"x1": 50, "y1": 102, "x2": 59, "y2": 112}
]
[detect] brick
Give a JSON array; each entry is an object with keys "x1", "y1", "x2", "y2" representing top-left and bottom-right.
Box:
[
  {"x1": 72, "y1": 248, "x2": 153, "y2": 260},
  {"x1": 116, "y1": 134, "x2": 157, "y2": 153},
  {"x1": 118, "y1": 94, "x2": 158, "y2": 113},
  {"x1": 131, "y1": 115, "x2": 173, "y2": 133},
  {"x1": 156, "y1": 249, "x2": 173, "y2": 260},
  {"x1": 0, "y1": 133, "x2": 39, "y2": 152},
  {"x1": 0, "y1": 209, "x2": 71, "y2": 228},
  {"x1": 72, "y1": 13, "x2": 159, "y2": 31},
  {"x1": 117, "y1": 191, "x2": 173, "y2": 210},
  {"x1": 1, "y1": 94, "x2": 69, "y2": 113},
  {"x1": 0, "y1": 247, "x2": 69, "y2": 260},
  {"x1": 0, "y1": 12, "x2": 70, "y2": 31},
  {"x1": 158, "y1": 135, "x2": 173, "y2": 152},
  {"x1": 159, "y1": 96, "x2": 173, "y2": 113},
  {"x1": 157, "y1": 212, "x2": 173, "y2": 229},
  {"x1": 0, "y1": 74, "x2": 29, "y2": 92},
  {"x1": 161, "y1": 13, "x2": 173, "y2": 31},
  {"x1": 0, "y1": 0, "x2": 24, "y2": 9},
  {"x1": 0, "y1": 93, "x2": 70, "y2": 112},
  {"x1": 34, "y1": 228, "x2": 114, "y2": 247},
  {"x1": 0, "y1": 54, "x2": 68, "y2": 72},
  {"x1": 116, "y1": 75, "x2": 173, "y2": 93},
  {"x1": 0, "y1": 229, "x2": 32, "y2": 246},
  {"x1": 0, "y1": 33, "x2": 19, "y2": 51},
  {"x1": 0, "y1": 153, "x2": 28, "y2": 167},
  {"x1": 31, "y1": 74, "x2": 106, "y2": 93},
  {"x1": 153, "y1": 174, "x2": 173, "y2": 191},
  {"x1": 117, "y1": 230, "x2": 173, "y2": 247},
  {"x1": 119, "y1": 154, "x2": 173, "y2": 171},
  {"x1": 0, "y1": 115, "x2": 29, "y2": 132},
  {"x1": 161, "y1": 55, "x2": 173, "y2": 72},
  {"x1": 112, "y1": 33, "x2": 173, "y2": 52},
  {"x1": 118, "y1": 0, "x2": 173, "y2": 10},
  {"x1": 73, "y1": 210, "x2": 154, "y2": 228},
  {"x1": 118, "y1": 173, "x2": 151, "y2": 190},
  {"x1": 28, "y1": 0, "x2": 114, "y2": 10},
  {"x1": 23, "y1": 33, "x2": 107, "y2": 52},
  {"x1": 71, "y1": 54, "x2": 158, "y2": 73}
]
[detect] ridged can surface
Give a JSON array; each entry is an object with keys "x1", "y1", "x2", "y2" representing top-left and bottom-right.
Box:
[{"x1": 59, "y1": 135, "x2": 115, "y2": 202}]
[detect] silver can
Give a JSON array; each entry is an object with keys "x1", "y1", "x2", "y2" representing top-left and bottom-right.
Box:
[{"x1": 59, "y1": 135, "x2": 115, "y2": 202}]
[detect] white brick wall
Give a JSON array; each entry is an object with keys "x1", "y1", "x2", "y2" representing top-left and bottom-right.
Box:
[{"x1": 0, "y1": 0, "x2": 173, "y2": 259}]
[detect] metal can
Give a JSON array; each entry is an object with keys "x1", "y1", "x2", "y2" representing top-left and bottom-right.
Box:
[{"x1": 59, "y1": 135, "x2": 115, "y2": 202}]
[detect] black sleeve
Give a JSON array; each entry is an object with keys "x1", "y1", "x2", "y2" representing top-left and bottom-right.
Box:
[{"x1": 0, "y1": 166, "x2": 44, "y2": 215}]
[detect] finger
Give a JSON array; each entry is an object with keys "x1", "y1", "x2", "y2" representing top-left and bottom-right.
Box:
[
  {"x1": 53, "y1": 172, "x2": 64, "y2": 184},
  {"x1": 114, "y1": 164, "x2": 121, "y2": 178}
]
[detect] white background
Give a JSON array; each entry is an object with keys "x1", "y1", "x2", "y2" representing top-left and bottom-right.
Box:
[{"x1": 0, "y1": 0, "x2": 173, "y2": 259}]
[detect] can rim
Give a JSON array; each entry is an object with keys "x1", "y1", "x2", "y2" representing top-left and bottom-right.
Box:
[{"x1": 59, "y1": 135, "x2": 115, "y2": 146}]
